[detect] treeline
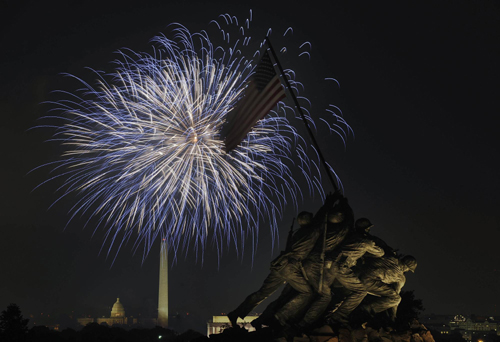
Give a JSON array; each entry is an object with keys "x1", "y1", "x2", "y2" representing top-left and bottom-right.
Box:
[
  {"x1": 0, "y1": 303, "x2": 204, "y2": 342},
  {"x1": 27, "y1": 324, "x2": 203, "y2": 342}
]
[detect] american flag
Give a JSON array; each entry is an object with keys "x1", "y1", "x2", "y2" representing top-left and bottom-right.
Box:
[{"x1": 223, "y1": 50, "x2": 286, "y2": 153}]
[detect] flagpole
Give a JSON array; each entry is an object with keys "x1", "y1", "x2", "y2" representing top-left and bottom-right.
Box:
[{"x1": 264, "y1": 37, "x2": 339, "y2": 193}]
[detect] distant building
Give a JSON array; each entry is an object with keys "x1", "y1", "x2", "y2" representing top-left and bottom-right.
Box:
[
  {"x1": 77, "y1": 298, "x2": 139, "y2": 327},
  {"x1": 450, "y1": 315, "x2": 498, "y2": 331},
  {"x1": 207, "y1": 315, "x2": 259, "y2": 336},
  {"x1": 420, "y1": 314, "x2": 455, "y2": 335},
  {"x1": 447, "y1": 314, "x2": 499, "y2": 341},
  {"x1": 420, "y1": 314, "x2": 500, "y2": 340}
]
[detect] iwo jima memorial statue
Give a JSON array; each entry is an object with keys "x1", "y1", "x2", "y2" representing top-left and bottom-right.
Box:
[
  {"x1": 221, "y1": 193, "x2": 423, "y2": 342},
  {"x1": 214, "y1": 40, "x2": 430, "y2": 342}
]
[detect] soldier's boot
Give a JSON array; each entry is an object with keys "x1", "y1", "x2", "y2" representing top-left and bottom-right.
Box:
[
  {"x1": 227, "y1": 310, "x2": 239, "y2": 328},
  {"x1": 327, "y1": 312, "x2": 352, "y2": 333}
]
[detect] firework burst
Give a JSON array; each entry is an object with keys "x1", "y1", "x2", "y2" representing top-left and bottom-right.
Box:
[{"x1": 36, "y1": 12, "x2": 352, "y2": 263}]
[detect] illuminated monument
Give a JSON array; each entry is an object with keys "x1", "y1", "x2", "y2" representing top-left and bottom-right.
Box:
[
  {"x1": 110, "y1": 298, "x2": 126, "y2": 319},
  {"x1": 77, "y1": 298, "x2": 131, "y2": 326},
  {"x1": 158, "y1": 240, "x2": 169, "y2": 327}
]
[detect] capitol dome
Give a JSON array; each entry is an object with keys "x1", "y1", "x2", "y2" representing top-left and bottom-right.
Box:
[{"x1": 111, "y1": 298, "x2": 125, "y2": 317}]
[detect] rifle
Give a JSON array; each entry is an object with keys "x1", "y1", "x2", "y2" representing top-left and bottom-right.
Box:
[{"x1": 285, "y1": 218, "x2": 295, "y2": 252}]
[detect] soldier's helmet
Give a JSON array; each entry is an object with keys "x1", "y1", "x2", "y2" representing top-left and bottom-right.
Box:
[
  {"x1": 401, "y1": 255, "x2": 417, "y2": 273},
  {"x1": 355, "y1": 218, "x2": 374, "y2": 232},
  {"x1": 297, "y1": 211, "x2": 313, "y2": 226},
  {"x1": 328, "y1": 211, "x2": 344, "y2": 224}
]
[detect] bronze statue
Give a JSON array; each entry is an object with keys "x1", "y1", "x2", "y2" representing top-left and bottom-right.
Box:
[
  {"x1": 355, "y1": 254, "x2": 417, "y2": 321},
  {"x1": 227, "y1": 210, "x2": 319, "y2": 328},
  {"x1": 227, "y1": 201, "x2": 417, "y2": 341},
  {"x1": 312, "y1": 218, "x2": 385, "y2": 328},
  {"x1": 250, "y1": 193, "x2": 354, "y2": 334},
  {"x1": 286, "y1": 194, "x2": 356, "y2": 329}
]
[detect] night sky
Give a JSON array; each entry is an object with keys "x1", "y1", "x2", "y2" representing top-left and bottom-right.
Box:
[{"x1": 1, "y1": 0, "x2": 499, "y2": 333}]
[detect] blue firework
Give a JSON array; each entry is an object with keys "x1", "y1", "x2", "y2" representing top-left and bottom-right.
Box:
[{"x1": 37, "y1": 12, "x2": 352, "y2": 263}]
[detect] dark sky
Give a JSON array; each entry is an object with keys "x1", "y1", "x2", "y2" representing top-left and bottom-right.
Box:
[{"x1": 1, "y1": 0, "x2": 499, "y2": 333}]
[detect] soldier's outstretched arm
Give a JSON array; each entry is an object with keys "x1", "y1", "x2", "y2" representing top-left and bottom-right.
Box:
[
  {"x1": 365, "y1": 241, "x2": 385, "y2": 259},
  {"x1": 394, "y1": 275, "x2": 406, "y2": 294},
  {"x1": 371, "y1": 235, "x2": 397, "y2": 256}
]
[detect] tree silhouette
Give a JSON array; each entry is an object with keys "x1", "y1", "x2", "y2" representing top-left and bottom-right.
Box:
[
  {"x1": 394, "y1": 290, "x2": 424, "y2": 329},
  {"x1": 0, "y1": 303, "x2": 29, "y2": 342}
]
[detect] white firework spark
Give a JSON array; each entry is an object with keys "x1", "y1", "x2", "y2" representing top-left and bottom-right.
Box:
[{"x1": 36, "y1": 13, "x2": 351, "y2": 263}]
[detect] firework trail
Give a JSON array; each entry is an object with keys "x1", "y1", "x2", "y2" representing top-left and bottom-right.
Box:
[{"x1": 36, "y1": 12, "x2": 352, "y2": 263}]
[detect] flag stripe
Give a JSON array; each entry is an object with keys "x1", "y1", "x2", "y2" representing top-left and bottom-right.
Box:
[
  {"x1": 228, "y1": 78, "x2": 281, "y2": 140},
  {"x1": 226, "y1": 82, "x2": 285, "y2": 150},
  {"x1": 227, "y1": 86, "x2": 285, "y2": 150},
  {"x1": 223, "y1": 50, "x2": 286, "y2": 152},
  {"x1": 225, "y1": 78, "x2": 285, "y2": 150}
]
